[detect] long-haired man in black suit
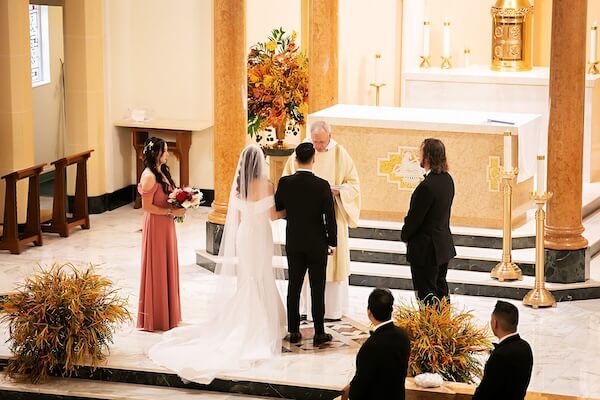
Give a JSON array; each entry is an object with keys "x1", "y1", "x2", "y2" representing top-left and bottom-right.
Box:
[
  {"x1": 400, "y1": 138, "x2": 456, "y2": 305},
  {"x1": 275, "y1": 142, "x2": 337, "y2": 346}
]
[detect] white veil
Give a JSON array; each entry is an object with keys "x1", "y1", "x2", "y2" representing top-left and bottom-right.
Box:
[
  {"x1": 148, "y1": 144, "x2": 287, "y2": 385},
  {"x1": 215, "y1": 143, "x2": 286, "y2": 286}
]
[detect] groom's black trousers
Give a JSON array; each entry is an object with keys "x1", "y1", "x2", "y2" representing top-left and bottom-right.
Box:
[{"x1": 286, "y1": 248, "x2": 327, "y2": 335}]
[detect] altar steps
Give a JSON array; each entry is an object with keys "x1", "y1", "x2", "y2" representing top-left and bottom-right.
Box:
[
  {"x1": 0, "y1": 372, "x2": 284, "y2": 400},
  {"x1": 197, "y1": 198, "x2": 600, "y2": 301}
]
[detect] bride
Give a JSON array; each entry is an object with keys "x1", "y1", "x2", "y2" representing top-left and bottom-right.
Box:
[{"x1": 148, "y1": 144, "x2": 287, "y2": 383}]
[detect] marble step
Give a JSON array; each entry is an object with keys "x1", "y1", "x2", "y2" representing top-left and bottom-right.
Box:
[
  {"x1": 350, "y1": 223, "x2": 535, "y2": 249},
  {"x1": 195, "y1": 252, "x2": 600, "y2": 301},
  {"x1": 0, "y1": 365, "x2": 337, "y2": 400},
  {"x1": 348, "y1": 237, "x2": 537, "y2": 276},
  {"x1": 350, "y1": 208, "x2": 600, "y2": 253},
  {"x1": 0, "y1": 372, "x2": 283, "y2": 400},
  {"x1": 348, "y1": 261, "x2": 600, "y2": 302}
]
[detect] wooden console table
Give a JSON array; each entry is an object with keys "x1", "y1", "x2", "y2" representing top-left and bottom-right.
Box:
[{"x1": 114, "y1": 118, "x2": 212, "y2": 208}]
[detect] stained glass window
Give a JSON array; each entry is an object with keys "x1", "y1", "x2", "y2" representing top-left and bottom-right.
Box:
[{"x1": 29, "y1": 5, "x2": 50, "y2": 87}]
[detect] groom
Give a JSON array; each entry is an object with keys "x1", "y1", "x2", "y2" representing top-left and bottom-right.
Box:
[{"x1": 275, "y1": 142, "x2": 337, "y2": 346}]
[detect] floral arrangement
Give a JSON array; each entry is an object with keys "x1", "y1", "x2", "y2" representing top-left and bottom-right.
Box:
[
  {"x1": 0, "y1": 263, "x2": 131, "y2": 383},
  {"x1": 393, "y1": 298, "x2": 492, "y2": 383},
  {"x1": 168, "y1": 187, "x2": 203, "y2": 222},
  {"x1": 247, "y1": 27, "x2": 309, "y2": 140}
]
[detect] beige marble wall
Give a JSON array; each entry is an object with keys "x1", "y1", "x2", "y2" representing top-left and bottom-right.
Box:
[
  {"x1": 332, "y1": 125, "x2": 531, "y2": 229},
  {"x1": 63, "y1": 0, "x2": 106, "y2": 197},
  {"x1": 0, "y1": 0, "x2": 36, "y2": 222}
]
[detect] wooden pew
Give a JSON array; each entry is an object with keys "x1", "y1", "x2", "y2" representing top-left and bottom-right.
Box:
[
  {"x1": 42, "y1": 150, "x2": 93, "y2": 237},
  {"x1": 0, "y1": 163, "x2": 47, "y2": 254}
]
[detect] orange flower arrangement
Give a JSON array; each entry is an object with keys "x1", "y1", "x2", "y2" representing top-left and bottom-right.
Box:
[{"x1": 247, "y1": 27, "x2": 308, "y2": 139}]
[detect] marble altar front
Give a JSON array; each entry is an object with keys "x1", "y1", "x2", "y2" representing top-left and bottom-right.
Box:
[{"x1": 308, "y1": 104, "x2": 542, "y2": 229}]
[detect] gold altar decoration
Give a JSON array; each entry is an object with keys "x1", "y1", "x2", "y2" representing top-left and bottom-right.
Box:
[
  {"x1": 247, "y1": 27, "x2": 308, "y2": 148},
  {"x1": 490, "y1": 166, "x2": 522, "y2": 281},
  {"x1": 523, "y1": 191, "x2": 557, "y2": 308},
  {"x1": 491, "y1": 0, "x2": 533, "y2": 72},
  {"x1": 377, "y1": 146, "x2": 422, "y2": 191}
]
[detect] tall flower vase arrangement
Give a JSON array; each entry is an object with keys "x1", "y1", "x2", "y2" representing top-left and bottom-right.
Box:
[{"x1": 247, "y1": 27, "x2": 308, "y2": 148}]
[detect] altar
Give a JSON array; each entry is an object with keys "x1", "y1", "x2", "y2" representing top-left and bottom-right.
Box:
[
  {"x1": 403, "y1": 66, "x2": 600, "y2": 182},
  {"x1": 308, "y1": 104, "x2": 543, "y2": 229}
]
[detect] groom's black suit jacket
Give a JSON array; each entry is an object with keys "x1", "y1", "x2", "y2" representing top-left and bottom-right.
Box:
[
  {"x1": 275, "y1": 170, "x2": 337, "y2": 252},
  {"x1": 473, "y1": 334, "x2": 533, "y2": 400},
  {"x1": 349, "y1": 322, "x2": 411, "y2": 400}
]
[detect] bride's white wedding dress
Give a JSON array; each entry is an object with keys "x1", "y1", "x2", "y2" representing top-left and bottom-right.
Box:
[{"x1": 148, "y1": 194, "x2": 286, "y2": 384}]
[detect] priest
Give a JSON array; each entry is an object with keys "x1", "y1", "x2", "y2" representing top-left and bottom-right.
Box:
[{"x1": 282, "y1": 120, "x2": 361, "y2": 320}]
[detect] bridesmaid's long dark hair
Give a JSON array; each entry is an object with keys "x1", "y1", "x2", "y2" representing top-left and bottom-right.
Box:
[{"x1": 143, "y1": 137, "x2": 176, "y2": 194}]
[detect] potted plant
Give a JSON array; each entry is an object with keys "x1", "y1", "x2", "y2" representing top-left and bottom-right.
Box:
[
  {"x1": 247, "y1": 27, "x2": 308, "y2": 148},
  {"x1": 0, "y1": 263, "x2": 131, "y2": 383},
  {"x1": 393, "y1": 298, "x2": 493, "y2": 383}
]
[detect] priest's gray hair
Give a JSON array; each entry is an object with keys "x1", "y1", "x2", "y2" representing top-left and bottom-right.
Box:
[{"x1": 310, "y1": 120, "x2": 331, "y2": 135}]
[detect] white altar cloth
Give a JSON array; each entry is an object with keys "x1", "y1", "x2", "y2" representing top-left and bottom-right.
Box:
[{"x1": 310, "y1": 104, "x2": 542, "y2": 183}]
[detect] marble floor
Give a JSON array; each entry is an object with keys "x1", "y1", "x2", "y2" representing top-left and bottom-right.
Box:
[{"x1": 0, "y1": 205, "x2": 599, "y2": 398}]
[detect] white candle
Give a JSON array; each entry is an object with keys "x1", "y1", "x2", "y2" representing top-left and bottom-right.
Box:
[
  {"x1": 464, "y1": 49, "x2": 471, "y2": 67},
  {"x1": 503, "y1": 131, "x2": 512, "y2": 173},
  {"x1": 442, "y1": 19, "x2": 451, "y2": 58},
  {"x1": 423, "y1": 20, "x2": 431, "y2": 57},
  {"x1": 591, "y1": 22, "x2": 598, "y2": 62},
  {"x1": 374, "y1": 54, "x2": 381, "y2": 84},
  {"x1": 536, "y1": 155, "x2": 546, "y2": 195}
]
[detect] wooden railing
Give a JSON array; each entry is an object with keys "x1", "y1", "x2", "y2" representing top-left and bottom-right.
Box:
[
  {"x1": 0, "y1": 163, "x2": 46, "y2": 254},
  {"x1": 42, "y1": 150, "x2": 93, "y2": 237}
]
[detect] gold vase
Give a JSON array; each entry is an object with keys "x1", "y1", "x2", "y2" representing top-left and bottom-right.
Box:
[
  {"x1": 274, "y1": 121, "x2": 287, "y2": 148},
  {"x1": 491, "y1": 0, "x2": 533, "y2": 72}
]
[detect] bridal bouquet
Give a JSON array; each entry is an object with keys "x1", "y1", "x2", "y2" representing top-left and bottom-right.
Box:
[{"x1": 168, "y1": 187, "x2": 203, "y2": 223}]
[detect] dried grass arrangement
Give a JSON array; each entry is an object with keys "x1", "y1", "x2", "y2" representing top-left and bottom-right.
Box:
[
  {"x1": 393, "y1": 298, "x2": 492, "y2": 383},
  {"x1": 0, "y1": 263, "x2": 131, "y2": 383}
]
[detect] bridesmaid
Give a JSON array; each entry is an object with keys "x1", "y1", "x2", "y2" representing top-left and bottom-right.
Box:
[{"x1": 137, "y1": 137, "x2": 185, "y2": 331}]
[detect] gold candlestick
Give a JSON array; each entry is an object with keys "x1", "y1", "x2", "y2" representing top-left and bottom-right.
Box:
[
  {"x1": 441, "y1": 57, "x2": 452, "y2": 69},
  {"x1": 369, "y1": 83, "x2": 386, "y2": 106},
  {"x1": 588, "y1": 61, "x2": 600, "y2": 74},
  {"x1": 419, "y1": 56, "x2": 431, "y2": 68},
  {"x1": 491, "y1": 168, "x2": 522, "y2": 281},
  {"x1": 523, "y1": 192, "x2": 557, "y2": 309}
]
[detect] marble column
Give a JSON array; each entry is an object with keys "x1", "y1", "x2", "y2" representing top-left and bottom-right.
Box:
[
  {"x1": 544, "y1": 0, "x2": 589, "y2": 283},
  {"x1": 0, "y1": 0, "x2": 35, "y2": 222},
  {"x1": 307, "y1": 0, "x2": 338, "y2": 114},
  {"x1": 206, "y1": 0, "x2": 246, "y2": 255},
  {"x1": 532, "y1": 0, "x2": 552, "y2": 67},
  {"x1": 63, "y1": 0, "x2": 106, "y2": 201}
]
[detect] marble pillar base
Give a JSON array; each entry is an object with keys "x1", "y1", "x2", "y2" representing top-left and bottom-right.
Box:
[
  {"x1": 545, "y1": 248, "x2": 590, "y2": 283},
  {"x1": 206, "y1": 221, "x2": 224, "y2": 255}
]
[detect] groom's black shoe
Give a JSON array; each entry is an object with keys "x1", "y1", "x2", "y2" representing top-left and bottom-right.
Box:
[
  {"x1": 313, "y1": 333, "x2": 333, "y2": 346},
  {"x1": 288, "y1": 332, "x2": 302, "y2": 344}
]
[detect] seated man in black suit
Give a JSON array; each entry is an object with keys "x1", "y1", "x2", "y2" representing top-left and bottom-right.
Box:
[
  {"x1": 473, "y1": 300, "x2": 534, "y2": 400},
  {"x1": 341, "y1": 288, "x2": 411, "y2": 400}
]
